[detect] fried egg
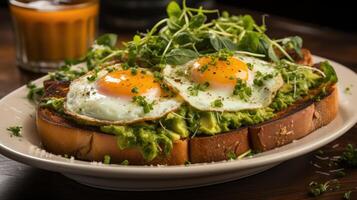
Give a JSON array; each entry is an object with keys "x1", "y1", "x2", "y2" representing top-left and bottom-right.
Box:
[
  {"x1": 64, "y1": 65, "x2": 183, "y2": 125},
  {"x1": 162, "y1": 54, "x2": 283, "y2": 112}
]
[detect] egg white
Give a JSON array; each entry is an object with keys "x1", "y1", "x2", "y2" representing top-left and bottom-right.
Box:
[
  {"x1": 162, "y1": 54, "x2": 284, "y2": 112},
  {"x1": 64, "y1": 65, "x2": 183, "y2": 125}
]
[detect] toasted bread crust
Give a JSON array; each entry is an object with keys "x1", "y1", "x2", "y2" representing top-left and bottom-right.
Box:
[
  {"x1": 190, "y1": 128, "x2": 249, "y2": 163},
  {"x1": 313, "y1": 86, "x2": 339, "y2": 129},
  {"x1": 249, "y1": 103, "x2": 315, "y2": 151},
  {"x1": 249, "y1": 87, "x2": 338, "y2": 151}
]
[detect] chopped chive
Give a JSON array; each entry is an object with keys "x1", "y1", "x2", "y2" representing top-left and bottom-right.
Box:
[{"x1": 6, "y1": 126, "x2": 22, "y2": 137}]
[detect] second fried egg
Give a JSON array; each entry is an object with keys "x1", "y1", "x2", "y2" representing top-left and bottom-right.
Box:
[{"x1": 162, "y1": 54, "x2": 283, "y2": 112}]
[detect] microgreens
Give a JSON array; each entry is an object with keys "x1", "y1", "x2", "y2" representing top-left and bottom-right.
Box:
[
  {"x1": 226, "y1": 151, "x2": 237, "y2": 160},
  {"x1": 123, "y1": 0, "x2": 301, "y2": 68},
  {"x1": 308, "y1": 179, "x2": 340, "y2": 197},
  {"x1": 339, "y1": 144, "x2": 357, "y2": 168}
]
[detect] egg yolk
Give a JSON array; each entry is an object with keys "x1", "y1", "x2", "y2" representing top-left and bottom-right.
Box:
[
  {"x1": 191, "y1": 56, "x2": 249, "y2": 88},
  {"x1": 96, "y1": 69, "x2": 162, "y2": 98}
]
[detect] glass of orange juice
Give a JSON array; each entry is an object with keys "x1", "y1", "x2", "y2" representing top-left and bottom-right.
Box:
[{"x1": 9, "y1": 0, "x2": 99, "y2": 72}]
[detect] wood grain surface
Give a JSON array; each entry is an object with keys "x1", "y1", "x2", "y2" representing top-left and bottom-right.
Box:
[{"x1": 0, "y1": 6, "x2": 356, "y2": 200}]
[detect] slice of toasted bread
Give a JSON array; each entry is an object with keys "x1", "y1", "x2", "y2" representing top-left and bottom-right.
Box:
[{"x1": 36, "y1": 108, "x2": 189, "y2": 165}]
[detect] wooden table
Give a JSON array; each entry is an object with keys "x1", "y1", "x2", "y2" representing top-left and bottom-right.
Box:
[{"x1": 1, "y1": 6, "x2": 357, "y2": 200}]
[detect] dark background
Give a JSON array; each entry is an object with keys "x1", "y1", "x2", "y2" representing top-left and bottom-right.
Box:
[
  {"x1": 1, "y1": 0, "x2": 356, "y2": 33},
  {"x1": 220, "y1": 0, "x2": 357, "y2": 33}
]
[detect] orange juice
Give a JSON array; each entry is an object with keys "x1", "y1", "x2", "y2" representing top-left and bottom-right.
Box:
[{"x1": 9, "y1": 0, "x2": 99, "y2": 72}]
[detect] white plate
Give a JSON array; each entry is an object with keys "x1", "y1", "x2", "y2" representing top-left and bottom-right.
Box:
[{"x1": 0, "y1": 56, "x2": 356, "y2": 191}]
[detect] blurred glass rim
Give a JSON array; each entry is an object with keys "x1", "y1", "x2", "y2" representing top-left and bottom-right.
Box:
[{"x1": 9, "y1": 0, "x2": 99, "y2": 11}]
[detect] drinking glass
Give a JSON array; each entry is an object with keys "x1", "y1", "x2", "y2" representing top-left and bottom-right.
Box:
[{"x1": 9, "y1": 0, "x2": 99, "y2": 72}]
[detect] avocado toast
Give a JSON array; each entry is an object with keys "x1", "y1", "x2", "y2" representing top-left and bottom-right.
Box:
[{"x1": 34, "y1": 2, "x2": 339, "y2": 165}]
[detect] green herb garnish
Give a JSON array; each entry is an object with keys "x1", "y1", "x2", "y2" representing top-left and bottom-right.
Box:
[
  {"x1": 131, "y1": 87, "x2": 139, "y2": 94},
  {"x1": 130, "y1": 67, "x2": 138, "y2": 75},
  {"x1": 120, "y1": 0, "x2": 299, "y2": 68},
  {"x1": 199, "y1": 64, "x2": 209, "y2": 73},
  {"x1": 308, "y1": 181, "x2": 328, "y2": 197},
  {"x1": 121, "y1": 160, "x2": 129, "y2": 165},
  {"x1": 344, "y1": 84, "x2": 353, "y2": 95},
  {"x1": 211, "y1": 99, "x2": 223, "y2": 108},
  {"x1": 339, "y1": 144, "x2": 357, "y2": 168},
  {"x1": 277, "y1": 36, "x2": 303, "y2": 58},
  {"x1": 101, "y1": 125, "x2": 175, "y2": 161},
  {"x1": 253, "y1": 71, "x2": 274, "y2": 87},
  {"x1": 233, "y1": 79, "x2": 252, "y2": 101},
  {"x1": 27, "y1": 82, "x2": 44, "y2": 103},
  {"x1": 184, "y1": 160, "x2": 191, "y2": 166},
  {"x1": 87, "y1": 73, "x2": 98, "y2": 82},
  {"x1": 132, "y1": 96, "x2": 154, "y2": 113},
  {"x1": 103, "y1": 155, "x2": 111, "y2": 164},
  {"x1": 226, "y1": 151, "x2": 237, "y2": 160},
  {"x1": 95, "y1": 33, "x2": 118, "y2": 47},
  {"x1": 153, "y1": 71, "x2": 164, "y2": 81},
  {"x1": 39, "y1": 98, "x2": 64, "y2": 113},
  {"x1": 308, "y1": 180, "x2": 340, "y2": 197},
  {"x1": 188, "y1": 82, "x2": 210, "y2": 96},
  {"x1": 6, "y1": 126, "x2": 22, "y2": 137}
]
